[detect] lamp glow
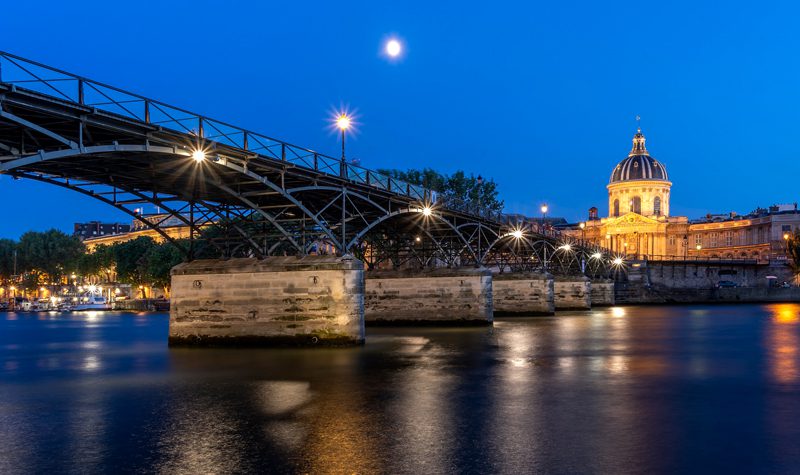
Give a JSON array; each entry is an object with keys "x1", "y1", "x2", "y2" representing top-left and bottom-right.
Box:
[
  {"x1": 612, "y1": 257, "x2": 624, "y2": 266},
  {"x1": 422, "y1": 206, "x2": 432, "y2": 217},
  {"x1": 511, "y1": 230, "x2": 523, "y2": 239},
  {"x1": 336, "y1": 114, "x2": 351, "y2": 131},
  {"x1": 591, "y1": 252, "x2": 602, "y2": 259},
  {"x1": 559, "y1": 243, "x2": 572, "y2": 251},
  {"x1": 192, "y1": 150, "x2": 206, "y2": 162},
  {"x1": 541, "y1": 204, "x2": 548, "y2": 214}
]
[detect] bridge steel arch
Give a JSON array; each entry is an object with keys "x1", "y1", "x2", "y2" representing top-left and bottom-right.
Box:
[{"x1": 0, "y1": 51, "x2": 611, "y2": 276}]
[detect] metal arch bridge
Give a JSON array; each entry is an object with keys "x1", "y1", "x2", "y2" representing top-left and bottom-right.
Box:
[{"x1": 0, "y1": 52, "x2": 612, "y2": 276}]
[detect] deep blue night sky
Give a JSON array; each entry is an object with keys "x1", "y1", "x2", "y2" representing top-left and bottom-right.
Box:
[{"x1": 2, "y1": 0, "x2": 800, "y2": 239}]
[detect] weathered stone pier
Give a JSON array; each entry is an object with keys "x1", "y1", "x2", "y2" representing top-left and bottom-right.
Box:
[
  {"x1": 169, "y1": 256, "x2": 365, "y2": 347},
  {"x1": 364, "y1": 268, "x2": 493, "y2": 325}
]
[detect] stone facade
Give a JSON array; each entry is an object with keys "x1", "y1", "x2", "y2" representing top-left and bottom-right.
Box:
[
  {"x1": 492, "y1": 272, "x2": 554, "y2": 315},
  {"x1": 169, "y1": 256, "x2": 365, "y2": 347},
  {"x1": 554, "y1": 275, "x2": 591, "y2": 310},
  {"x1": 364, "y1": 268, "x2": 493, "y2": 325}
]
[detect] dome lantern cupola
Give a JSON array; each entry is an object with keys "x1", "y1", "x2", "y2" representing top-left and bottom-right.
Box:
[{"x1": 609, "y1": 128, "x2": 669, "y2": 183}]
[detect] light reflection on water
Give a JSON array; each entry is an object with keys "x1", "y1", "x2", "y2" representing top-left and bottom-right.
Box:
[{"x1": 1, "y1": 305, "x2": 800, "y2": 473}]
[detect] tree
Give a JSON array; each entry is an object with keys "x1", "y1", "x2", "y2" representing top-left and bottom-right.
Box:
[
  {"x1": 111, "y1": 237, "x2": 158, "y2": 285},
  {"x1": 787, "y1": 230, "x2": 800, "y2": 278},
  {"x1": 0, "y1": 239, "x2": 17, "y2": 283},
  {"x1": 143, "y1": 241, "x2": 185, "y2": 294},
  {"x1": 16, "y1": 229, "x2": 84, "y2": 283},
  {"x1": 77, "y1": 244, "x2": 116, "y2": 283},
  {"x1": 377, "y1": 168, "x2": 504, "y2": 213}
]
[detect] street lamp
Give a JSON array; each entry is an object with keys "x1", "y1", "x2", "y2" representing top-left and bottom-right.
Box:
[
  {"x1": 579, "y1": 222, "x2": 586, "y2": 244},
  {"x1": 541, "y1": 204, "x2": 548, "y2": 235},
  {"x1": 336, "y1": 113, "x2": 351, "y2": 159},
  {"x1": 336, "y1": 113, "x2": 352, "y2": 178}
]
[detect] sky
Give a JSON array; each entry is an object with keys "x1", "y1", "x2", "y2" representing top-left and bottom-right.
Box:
[{"x1": 2, "y1": 0, "x2": 800, "y2": 239}]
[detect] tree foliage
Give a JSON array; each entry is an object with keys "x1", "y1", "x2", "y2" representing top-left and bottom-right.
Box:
[
  {"x1": 16, "y1": 229, "x2": 84, "y2": 282},
  {"x1": 0, "y1": 238, "x2": 16, "y2": 282},
  {"x1": 787, "y1": 230, "x2": 800, "y2": 276},
  {"x1": 376, "y1": 167, "x2": 503, "y2": 213}
]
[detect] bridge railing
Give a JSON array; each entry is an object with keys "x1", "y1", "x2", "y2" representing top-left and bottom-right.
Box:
[{"x1": 0, "y1": 52, "x2": 447, "y2": 206}]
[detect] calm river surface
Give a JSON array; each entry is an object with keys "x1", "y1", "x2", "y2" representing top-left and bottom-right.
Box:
[{"x1": 2, "y1": 304, "x2": 800, "y2": 474}]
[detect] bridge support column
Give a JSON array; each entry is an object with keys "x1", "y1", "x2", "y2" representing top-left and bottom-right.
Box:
[
  {"x1": 169, "y1": 256, "x2": 365, "y2": 347},
  {"x1": 492, "y1": 272, "x2": 554, "y2": 316},
  {"x1": 590, "y1": 279, "x2": 616, "y2": 306},
  {"x1": 553, "y1": 275, "x2": 592, "y2": 310},
  {"x1": 364, "y1": 268, "x2": 493, "y2": 325}
]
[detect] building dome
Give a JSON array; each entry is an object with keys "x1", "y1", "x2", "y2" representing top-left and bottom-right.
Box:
[{"x1": 609, "y1": 128, "x2": 669, "y2": 183}]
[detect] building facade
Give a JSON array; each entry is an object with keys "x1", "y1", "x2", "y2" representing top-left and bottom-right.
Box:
[
  {"x1": 73, "y1": 221, "x2": 131, "y2": 240},
  {"x1": 565, "y1": 128, "x2": 800, "y2": 262}
]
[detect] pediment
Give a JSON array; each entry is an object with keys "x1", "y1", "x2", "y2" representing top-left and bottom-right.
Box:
[{"x1": 608, "y1": 212, "x2": 661, "y2": 226}]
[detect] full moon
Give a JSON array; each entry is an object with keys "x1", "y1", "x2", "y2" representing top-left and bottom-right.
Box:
[{"x1": 386, "y1": 39, "x2": 402, "y2": 57}]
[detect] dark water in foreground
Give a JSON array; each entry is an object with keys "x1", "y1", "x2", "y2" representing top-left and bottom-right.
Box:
[{"x1": 2, "y1": 305, "x2": 800, "y2": 474}]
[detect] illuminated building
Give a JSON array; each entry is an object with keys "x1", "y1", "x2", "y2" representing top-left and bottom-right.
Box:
[{"x1": 565, "y1": 128, "x2": 800, "y2": 262}]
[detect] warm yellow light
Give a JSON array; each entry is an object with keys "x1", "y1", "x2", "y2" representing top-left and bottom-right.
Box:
[
  {"x1": 612, "y1": 257, "x2": 624, "y2": 266},
  {"x1": 540, "y1": 204, "x2": 548, "y2": 214},
  {"x1": 115, "y1": 288, "x2": 121, "y2": 294},
  {"x1": 511, "y1": 230, "x2": 523, "y2": 239},
  {"x1": 88, "y1": 285, "x2": 97, "y2": 293},
  {"x1": 192, "y1": 150, "x2": 206, "y2": 162},
  {"x1": 591, "y1": 252, "x2": 602, "y2": 259},
  {"x1": 784, "y1": 233, "x2": 790, "y2": 240},
  {"x1": 336, "y1": 114, "x2": 351, "y2": 131},
  {"x1": 605, "y1": 233, "x2": 611, "y2": 240},
  {"x1": 579, "y1": 222, "x2": 585, "y2": 229},
  {"x1": 10, "y1": 286, "x2": 16, "y2": 291},
  {"x1": 422, "y1": 206, "x2": 432, "y2": 217},
  {"x1": 39, "y1": 287, "x2": 46, "y2": 292},
  {"x1": 696, "y1": 244, "x2": 702, "y2": 250},
  {"x1": 559, "y1": 243, "x2": 572, "y2": 251},
  {"x1": 386, "y1": 39, "x2": 402, "y2": 57}
]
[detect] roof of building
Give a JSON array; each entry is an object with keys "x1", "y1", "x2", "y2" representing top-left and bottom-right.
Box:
[{"x1": 609, "y1": 128, "x2": 669, "y2": 183}]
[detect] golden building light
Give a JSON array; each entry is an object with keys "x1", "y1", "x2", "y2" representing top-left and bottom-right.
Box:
[{"x1": 511, "y1": 229, "x2": 523, "y2": 239}]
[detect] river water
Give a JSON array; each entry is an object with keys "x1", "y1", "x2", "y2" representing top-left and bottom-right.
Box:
[{"x1": 1, "y1": 304, "x2": 800, "y2": 474}]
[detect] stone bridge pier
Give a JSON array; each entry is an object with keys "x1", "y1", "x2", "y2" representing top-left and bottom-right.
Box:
[
  {"x1": 364, "y1": 268, "x2": 493, "y2": 325},
  {"x1": 169, "y1": 256, "x2": 365, "y2": 347}
]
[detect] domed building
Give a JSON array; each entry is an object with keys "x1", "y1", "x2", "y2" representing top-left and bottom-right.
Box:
[{"x1": 566, "y1": 128, "x2": 689, "y2": 258}]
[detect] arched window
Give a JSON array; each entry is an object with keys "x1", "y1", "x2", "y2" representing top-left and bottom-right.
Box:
[
  {"x1": 631, "y1": 196, "x2": 642, "y2": 214},
  {"x1": 654, "y1": 196, "x2": 662, "y2": 216},
  {"x1": 613, "y1": 199, "x2": 620, "y2": 217}
]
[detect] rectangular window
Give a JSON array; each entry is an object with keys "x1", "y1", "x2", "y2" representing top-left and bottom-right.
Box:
[
  {"x1": 725, "y1": 232, "x2": 733, "y2": 247},
  {"x1": 710, "y1": 233, "x2": 718, "y2": 247},
  {"x1": 783, "y1": 225, "x2": 791, "y2": 232},
  {"x1": 695, "y1": 234, "x2": 702, "y2": 246},
  {"x1": 669, "y1": 235, "x2": 676, "y2": 246}
]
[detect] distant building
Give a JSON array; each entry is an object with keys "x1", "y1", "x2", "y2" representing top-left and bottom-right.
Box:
[
  {"x1": 82, "y1": 214, "x2": 197, "y2": 251},
  {"x1": 73, "y1": 221, "x2": 130, "y2": 240},
  {"x1": 563, "y1": 128, "x2": 800, "y2": 262}
]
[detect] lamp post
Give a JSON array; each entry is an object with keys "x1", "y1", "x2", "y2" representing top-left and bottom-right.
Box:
[
  {"x1": 579, "y1": 222, "x2": 586, "y2": 245},
  {"x1": 336, "y1": 113, "x2": 351, "y2": 178},
  {"x1": 541, "y1": 204, "x2": 548, "y2": 235}
]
